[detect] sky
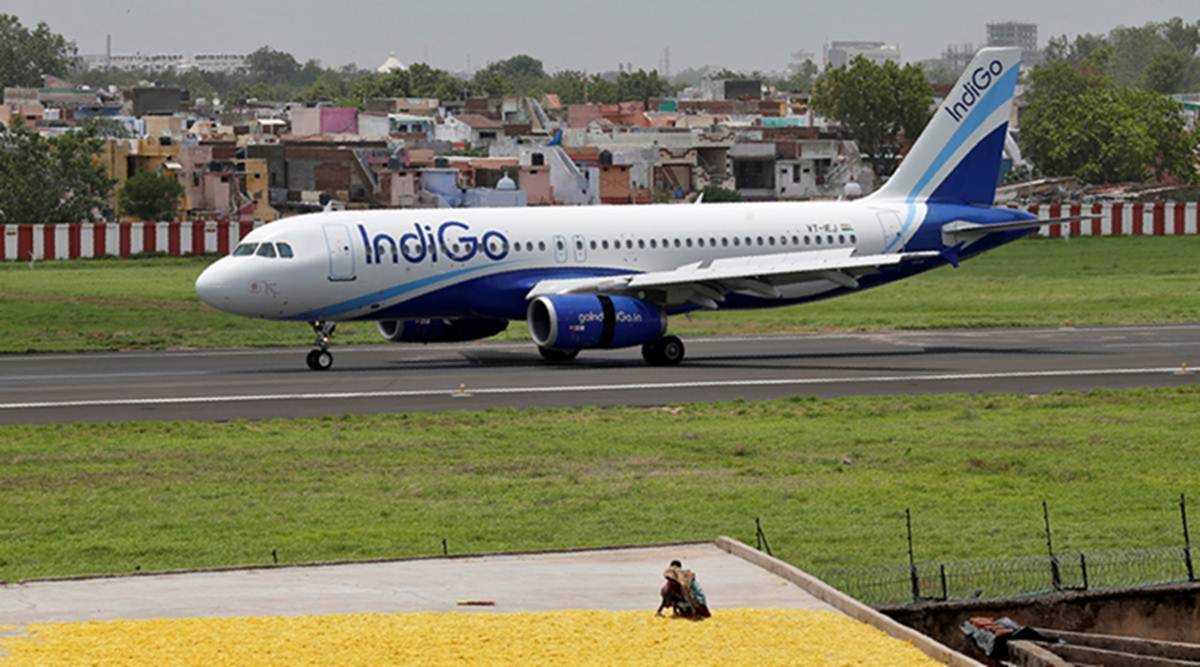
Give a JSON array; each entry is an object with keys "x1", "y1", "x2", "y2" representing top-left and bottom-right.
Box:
[{"x1": 5, "y1": 0, "x2": 1197, "y2": 75}]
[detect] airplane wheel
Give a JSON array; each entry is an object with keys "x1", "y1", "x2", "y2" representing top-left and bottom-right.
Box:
[
  {"x1": 306, "y1": 349, "x2": 333, "y2": 371},
  {"x1": 539, "y1": 347, "x2": 580, "y2": 363},
  {"x1": 642, "y1": 336, "x2": 685, "y2": 366}
]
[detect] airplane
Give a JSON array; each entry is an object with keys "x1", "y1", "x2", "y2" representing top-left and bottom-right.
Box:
[{"x1": 196, "y1": 47, "x2": 1086, "y2": 371}]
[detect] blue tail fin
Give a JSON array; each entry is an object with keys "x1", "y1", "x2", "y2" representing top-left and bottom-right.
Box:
[{"x1": 870, "y1": 47, "x2": 1020, "y2": 207}]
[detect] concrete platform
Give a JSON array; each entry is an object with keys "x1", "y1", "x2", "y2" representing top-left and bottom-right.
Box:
[{"x1": 0, "y1": 543, "x2": 836, "y2": 624}]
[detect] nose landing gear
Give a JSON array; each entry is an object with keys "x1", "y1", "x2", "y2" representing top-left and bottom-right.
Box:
[{"x1": 306, "y1": 321, "x2": 336, "y2": 371}]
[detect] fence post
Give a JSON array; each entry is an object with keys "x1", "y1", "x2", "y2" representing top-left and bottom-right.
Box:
[
  {"x1": 1183, "y1": 494, "x2": 1195, "y2": 582},
  {"x1": 1043, "y1": 500, "x2": 1062, "y2": 591},
  {"x1": 939, "y1": 563, "x2": 948, "y2": 601},
  {"x1": 754, "y1": 517, "x2": 773, "y2": 556},
  {"x1": 906, "y1": 508, "x2": 920, "y2": 603},
  {"x1": 1080, "y1": 553, "x2": 1088, "y2": 590}
]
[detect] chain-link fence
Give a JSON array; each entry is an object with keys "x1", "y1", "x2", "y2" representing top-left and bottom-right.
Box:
[{"x1": 818, "y1": 546, "x2": 1197, "y2": 608}]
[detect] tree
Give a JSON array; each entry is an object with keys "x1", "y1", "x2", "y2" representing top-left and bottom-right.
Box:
[
  {"x1": 0, "y1": 14, "x2": 78, "y2": 89},
  {"x1": 1020, "y1": 62, "x2": 1197, "y2": 184},
  {"x1": 811, "y1": 57, "x2": 933, "y2": 177},
  {"x1": 246, "y1": 46, "x2": 302, "y2": 85},
  {"x1": 0, "y1": 125, "x2": 112, "y2": 224},
  {"x1": 779, "y1": 60, "x2": 819, "y2": 93},
  {"x1": 1142, "y1": 50, "x2": 1192, "y2": 94},
  {"x1": 616, "y1": 69, "x2": 670, "y2": 104},
  {"x1": 119, "y1": 170, "x2": 184, "y2": 221}
]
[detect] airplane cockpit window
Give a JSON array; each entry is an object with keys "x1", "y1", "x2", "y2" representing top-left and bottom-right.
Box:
[
  {"x1": 256, "y1": 243, "x2": 277, "y2": 258},
  {"x1": 232, "y1": 243, "x2": 258, "y2": 256},
  {"x1": 276, "y1": 243, "x2": 294, "y2": 258}
]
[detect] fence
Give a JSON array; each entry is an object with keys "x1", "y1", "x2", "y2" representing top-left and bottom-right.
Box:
[
  {"x1": 2, "y1": 201, "x2": 1200, "y2": 262},
  {"x1": 1021, "y1": 201, "x2": 1200, "y2": 238},
  {"x1": 758, "y1": 495, "x2": 1198, "y2": 608},
  {"x1": 819, "y1": 546, "x2": 1196, "y2": 608},
  {"x1": 1, "y1": 220, "x2": 266, "y2": 261}
]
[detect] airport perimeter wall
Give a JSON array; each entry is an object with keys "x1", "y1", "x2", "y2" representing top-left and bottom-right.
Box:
[
  {"x1": 2, "y1": 201, "x2": 1199, "y2": 261},
  {"x1": 2, "y1": 220, "x2": 266, "y2": 261}
]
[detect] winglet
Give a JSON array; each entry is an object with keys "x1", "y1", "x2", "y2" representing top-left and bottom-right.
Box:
[{"x1": 546, "y1": 128, "x2": 563, "y2": 147}]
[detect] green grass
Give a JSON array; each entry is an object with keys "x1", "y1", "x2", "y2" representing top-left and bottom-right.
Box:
[
  {"x1": 0, "y1": 237, "x2": 1197, "y2": 353},
  {"x1": 2, "y1": 387, "x2": 1199, "y2": 582}
]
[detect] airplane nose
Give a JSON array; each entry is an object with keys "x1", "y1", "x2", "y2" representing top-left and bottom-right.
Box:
[{"x1": 195, "y1": 263, "x2": 229, "y2": 311}]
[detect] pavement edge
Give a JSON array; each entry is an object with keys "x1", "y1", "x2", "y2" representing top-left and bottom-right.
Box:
[{"x1": 715, "y1": 536, "x2": 982, "y2": 667}]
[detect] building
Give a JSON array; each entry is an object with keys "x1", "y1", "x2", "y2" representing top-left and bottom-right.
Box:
[
  {"x1": 986, "y1": 22, "x2": 1040, "y2": 65},
  {"x1": 824, "y1": 41, "x2": 901, "y2": 70},
  {"x1": 189, "y1": 53, "x2": 247, "y2": 74}
]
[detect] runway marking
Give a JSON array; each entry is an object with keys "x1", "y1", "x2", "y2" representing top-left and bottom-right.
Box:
[
  {"x1": 2, "y1": 325, "x2": 1198, "y2": 363},
  {"x1": 0, "y1": 366, "x2": 1191, "y2": 410}
]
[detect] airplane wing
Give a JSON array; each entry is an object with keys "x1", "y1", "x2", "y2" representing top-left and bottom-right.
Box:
[{"x1": 526, "y1": 249, "x2": 940, "y2": 309}]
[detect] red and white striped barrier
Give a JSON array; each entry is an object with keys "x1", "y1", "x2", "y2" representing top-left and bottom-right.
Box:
[
  {"x1": 2, "y1": 220, "x2": 267, "y2": 261},
  {"x1": 1023, "y1": 201, "x2": 1199, "y2": 238},
  {"x1": 2, "y1": 203, "x2": 1198, "y2": 261}
]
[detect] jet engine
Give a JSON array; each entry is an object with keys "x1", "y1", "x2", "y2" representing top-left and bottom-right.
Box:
[
  {"x1": 527, "y1": 294, "x2": 666, "y2": 350},
  {"x1": 376, "y1": 318, "x2": 509, "y2": 343}
]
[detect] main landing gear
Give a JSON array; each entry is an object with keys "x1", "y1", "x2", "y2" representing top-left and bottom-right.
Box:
[
  {"x1": 537, "y1": 336, "x2": 686, "y2": 366},
  {"x1": 642, "y1": 335, "x2": 686, "y2": 366},
  {"x1": 306, "y1": 321, "x2": 336, "y2": 371}
]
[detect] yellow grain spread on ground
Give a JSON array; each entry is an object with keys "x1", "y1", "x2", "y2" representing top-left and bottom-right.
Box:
[{"x1": 0, "y1": 608, "x2": 940, "y2": 666}]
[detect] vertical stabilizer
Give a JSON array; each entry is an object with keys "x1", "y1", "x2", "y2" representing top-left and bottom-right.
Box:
[{"x1": 870, "y1": 47, "x2": 1020, "y2": 206}]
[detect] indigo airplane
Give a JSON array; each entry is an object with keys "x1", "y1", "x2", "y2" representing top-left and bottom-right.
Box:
[{"x1": 197, "y1": 47, "x2": 1083, "y2": 371}]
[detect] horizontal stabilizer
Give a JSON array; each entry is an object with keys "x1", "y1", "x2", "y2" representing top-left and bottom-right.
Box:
[{"x1": 942, "y1": 215, "x2": 1102, "y2": 244}]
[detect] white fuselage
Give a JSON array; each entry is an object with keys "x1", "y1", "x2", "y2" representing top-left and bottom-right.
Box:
[{"x1": 195, "y1": 200, "x2": 912, "y2": 323}]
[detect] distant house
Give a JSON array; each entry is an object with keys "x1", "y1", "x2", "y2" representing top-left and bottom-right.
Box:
[{"x1": 436, "y1": 114, "x2": 504, "y2": 148}]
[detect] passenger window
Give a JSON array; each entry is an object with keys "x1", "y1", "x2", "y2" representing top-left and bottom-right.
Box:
[
  {"x1": 232, "y1": 243, "x2": 257, "y2": 256},
  {"x1": 804, "y1": 236, "x2": 811, "y2": 245},
  {"x1": 792, "y1": 236, "x2": 800, "y2": 245},
  {"x1": 626, "y1": 240, "x2": 633, "y2": 249},
  {"x1": 590, "y1": 240, "x2": 597, "y2": 250},
  {"x1": 768, "y1": 236, "x2": 776, "y2": 246},
  {"x1": 685, "y1": 238, "x2": 693, "y2": 248},
  {"x1": 602, "y1": 240, "x2": 609, "y2": 250},
  {"x1": 697, "y1": 238, "x2": 705, "y2": 247},
  {"x1": 638, "y1": 239, "x2": 645, "y2": 249},
  {"x1": 650, "y1": 239, "x2": 657, "y2": 248},
  {"x1": 722, "y1": 238, "x2": 729, "y2": 247},
  {"x1": 815, "y1": 236, "x2": 822, "y2": 245},
  {"x1": 827, "y1": 235, "x2": 835, "y2": 245},
  {"x1": 277, "y1": 243, "x2": 294, "y2": 258},
  {"x1": 850, "y1": 235, "x2": 857, "y2": 244},
  {"x1": 757, "y1": 237, "x2": 764, "y2": 246},
  {"x1": 733, "y1": 237, "x2": 740, "y2": 246},
  {"x1": 744, "y1": 237, "x2": 752, "y2": 246},
  {"x1": 256, "y1": 243, "x2": 277, "y2": 258},
  {"x1": 576, "y1": 239, "x2": 583, "y2": 250},
  {"x1": 838, "y1": 235, "x2": 845, "y2": 244},
  {"x1": 673, "y1": 239, "x2": 681, "y2": 248},
  {"x1": 540, "y1": 241, "x2": 547, "y2": 251}
]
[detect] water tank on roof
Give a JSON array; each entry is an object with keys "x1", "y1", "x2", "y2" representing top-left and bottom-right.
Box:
[
  {"x1": 843, "y1": 181, "x2": 863, "y2": 199},
  {"x1": 497, "y1": 174, "x2": 517, "y2": 191},
  {"x1": 434, "y1": 157, "x2": 450, "y2": 168},
  {"x1": 599, "y1": 150, "x2": 613, "y2": 165}
]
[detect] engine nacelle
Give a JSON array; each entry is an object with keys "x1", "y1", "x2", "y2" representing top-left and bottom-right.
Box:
[
  {"x1": 527, "y1": 294, "x2": 666, "y2": 350},
  {"x1": 376, "y1": 318, "x2": 508, "y2": 343}
]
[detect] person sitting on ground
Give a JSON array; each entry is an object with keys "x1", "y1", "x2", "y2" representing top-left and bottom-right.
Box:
[{"x1": 656, "y1": 560, "x2": 711, "y2": 620}]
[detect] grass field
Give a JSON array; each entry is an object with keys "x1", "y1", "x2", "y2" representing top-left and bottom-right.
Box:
[
  {"x1": 0, "y1": 236, "x2": 1196, "y2": 353},
  {"x1": 2, "y1": 387, "x2": 1198, "y2": 582}
]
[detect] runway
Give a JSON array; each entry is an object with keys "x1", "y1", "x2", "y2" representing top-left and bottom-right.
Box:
[{"x1": 1, "y1": 324, "x2": 1197, "y2": 424}]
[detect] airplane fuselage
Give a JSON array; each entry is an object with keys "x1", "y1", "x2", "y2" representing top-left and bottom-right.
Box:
[{"x1": 195, "y1": 200, "x2": 1034, "y2": 324}]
